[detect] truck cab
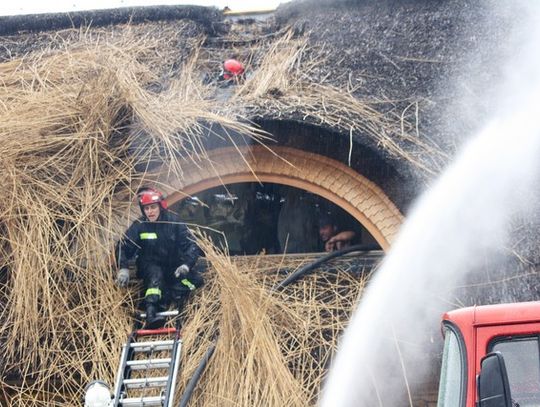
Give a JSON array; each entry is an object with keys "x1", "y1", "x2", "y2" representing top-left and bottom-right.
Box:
[{"x1": 437, "y1": 301, "x2": 540, "y2": 407}]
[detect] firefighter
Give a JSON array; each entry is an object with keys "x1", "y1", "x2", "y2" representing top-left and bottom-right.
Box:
[{"x1": 116, "y1": 188, "x2": 202, "y2": 329}]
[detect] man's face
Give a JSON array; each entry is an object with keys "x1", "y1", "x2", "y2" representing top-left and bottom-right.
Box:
[
  {"x1": 143, "y1": 203, "x2": 161, "y2": 222},
  {"x1": 319, "y1": 224, "x2": 336, "y2": 242}
]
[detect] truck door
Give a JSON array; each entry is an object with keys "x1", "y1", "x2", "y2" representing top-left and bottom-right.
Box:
[{"x1": 477, "y1": 326, "x2": 540, "y2": 406}]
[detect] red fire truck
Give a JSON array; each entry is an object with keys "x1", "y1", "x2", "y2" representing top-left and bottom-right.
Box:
[{"x1": 437, "y1": 302, "x2": 540, "y2": 407}]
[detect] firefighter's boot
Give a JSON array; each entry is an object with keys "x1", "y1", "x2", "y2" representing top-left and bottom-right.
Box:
[
  {"x1": 145, "y1": 294, "x2": 165, "y2": 329},
  {"x1": 144, "y1": 303, "x2": 165, "y2": 329}
]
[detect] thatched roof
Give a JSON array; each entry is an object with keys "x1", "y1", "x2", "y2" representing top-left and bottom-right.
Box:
[
  {"x1": 0, "y1": 1, "x2": 529, "y2": 182},
  {"x1": 277, "y1": 0, "x2": 506, "y2": 99},
  {"x1": 0, "y1": 5, "x2": 224, "y2": 36},
  {"x1": 274, "y1": 0, "x2": 528, "y2": 157},
  {"x1": 0, "y1": 2, "x2": 538, "y2": 405},
  {"x1": 0, "y1": 2, "x2": 453, "y2": 191}
]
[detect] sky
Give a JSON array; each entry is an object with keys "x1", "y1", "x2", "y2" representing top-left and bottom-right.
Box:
[{"x1": 0, "y1": 0, "x2": 291, "y2": 16}]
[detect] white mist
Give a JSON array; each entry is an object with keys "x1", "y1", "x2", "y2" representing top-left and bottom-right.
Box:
[{"x1": 321, "y1": 4, "x2": 540, "y2": 407}]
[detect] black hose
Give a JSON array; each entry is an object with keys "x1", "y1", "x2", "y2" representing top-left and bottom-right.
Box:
[
  {"x1": 178, "y1": 343, "x2": 216, "y2": 407},
  {"x1": 273, "y1": 244, "x2": 381, "y2": 291}
]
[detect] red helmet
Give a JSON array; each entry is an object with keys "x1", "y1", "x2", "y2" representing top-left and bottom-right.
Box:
[
  {"x1": 138, "y1": 188, "x2": 168, "y2": 213},
  {"x1": 222, "y1": 59, "x2": 245, "y2": 79}
]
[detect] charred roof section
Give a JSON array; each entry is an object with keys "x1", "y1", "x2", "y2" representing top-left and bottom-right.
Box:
[
  {"x1": 0, "y1": 5, "x2": 224, "y2": 36},
  {"x1": 275, "y1": 0, "x2": 530, "y2": 152},
  {"x1": 257, "y1": 119, "x2": 419, "y2": 212},
  {"x1": 0, "y1": 0, "x2": 532, "y2": 203}
]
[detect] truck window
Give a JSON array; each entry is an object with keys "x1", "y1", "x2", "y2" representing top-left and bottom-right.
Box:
[
  {"x1": 490, "y1": 336, "x2": 540, "y2": 406},
  {"x1": 437, "y1": 324, "x2": 466, "y2": 407}
]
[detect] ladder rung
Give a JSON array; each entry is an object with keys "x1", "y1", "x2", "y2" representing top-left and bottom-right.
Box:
[
  {"x1": 135, "y1": 327, "x2": 177, "y2": 337},
  {"x1": 127, "y1": 358, "x2": 171, "y2": 370},
  {"x1": 139, "y1": 310, "x2": 179, "y2": 319},
  {"x1": 119, "y1": 395, "x2": 164, "y2": 406},
  {"x1": 123, "y1": 376, "x2": 169, "y2": 389},
  {"x1": 130, "y1": 340, "x2": 174, "y2": 352}
]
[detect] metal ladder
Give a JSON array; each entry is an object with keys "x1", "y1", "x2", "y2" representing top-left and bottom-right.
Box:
[{"x1": 111, "y1": 310, "x2": 182, "y2": 407}]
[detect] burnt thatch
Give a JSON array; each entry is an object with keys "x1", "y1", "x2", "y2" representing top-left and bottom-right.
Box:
[
  {"x1": 275, "y1": 0, "x2": 529, "y2": 163},
  {"x1": 0, "y1": 5, "x2": 224, "y2": 37},
  {"x1": 271, "y1": 1, "x2": 540, "y2": 268}
]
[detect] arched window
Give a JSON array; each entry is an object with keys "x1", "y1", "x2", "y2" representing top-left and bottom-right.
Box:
[{"x1": 170, "y1": 182, "x2": 380, "y2": 255}]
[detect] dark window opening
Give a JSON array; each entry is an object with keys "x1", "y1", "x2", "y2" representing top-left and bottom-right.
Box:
[{"x1": 170, "y1": 182, "x2": 380, "y2": 255}]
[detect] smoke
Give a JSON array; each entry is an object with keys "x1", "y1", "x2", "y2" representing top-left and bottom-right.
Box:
[{"x1": 321, "y1": 3, "x2": 540, "y2": 406}]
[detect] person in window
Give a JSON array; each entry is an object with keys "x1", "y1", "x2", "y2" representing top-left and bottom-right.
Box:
[
  {"x1": 116, "y1": 187, "x2": 202, "y2": 329},
  {"x1": 318, "y1": 215, "x2": 357, "y2": 252},
  {"x1": 277, "y1": 188, "x2": 319, "y2": 253}
]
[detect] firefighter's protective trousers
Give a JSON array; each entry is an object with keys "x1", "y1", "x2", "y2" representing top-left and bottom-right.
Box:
[{"x1": 139, "y1": 261, "x2": 204, "y2": 309}]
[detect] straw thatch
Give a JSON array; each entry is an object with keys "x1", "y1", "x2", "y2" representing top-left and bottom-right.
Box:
[
  {"x1": 0, "y1": 21, "x2": 384, "y2": 405},
  {"x1": 174, "y1": 238, "x2": 371, "y2": 406},
  {"x1": 229, "y1": 31, "x2": 448, "y2": 175},
  {"x1": 0, "y1": 26, "x2": 260, "y2": 405}
]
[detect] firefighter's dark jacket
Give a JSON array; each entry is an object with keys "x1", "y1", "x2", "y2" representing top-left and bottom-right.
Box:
[{"x1": 118, "y1": 211, "x2": 200, "y2": 271}]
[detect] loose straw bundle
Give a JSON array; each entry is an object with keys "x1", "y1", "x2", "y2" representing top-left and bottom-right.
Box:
[
  {"x1": 0, "y1": 28, "x2": 262, "y2": 405},
  {"x1": 177, "y1": 237, "x2": 371, "y2": 406}
]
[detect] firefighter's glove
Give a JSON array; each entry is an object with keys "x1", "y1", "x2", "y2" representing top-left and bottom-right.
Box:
[
  {"x1": 174, "y1": 264, "x2": 190, "y2": 279},
  {"x1": 116, "y1": 268, "x2": 130, "y2": 288}
]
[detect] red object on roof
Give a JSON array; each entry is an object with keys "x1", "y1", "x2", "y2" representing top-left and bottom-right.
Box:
[{"x1": 223, "y1": 59, "x2": 245, "y2": 79}]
